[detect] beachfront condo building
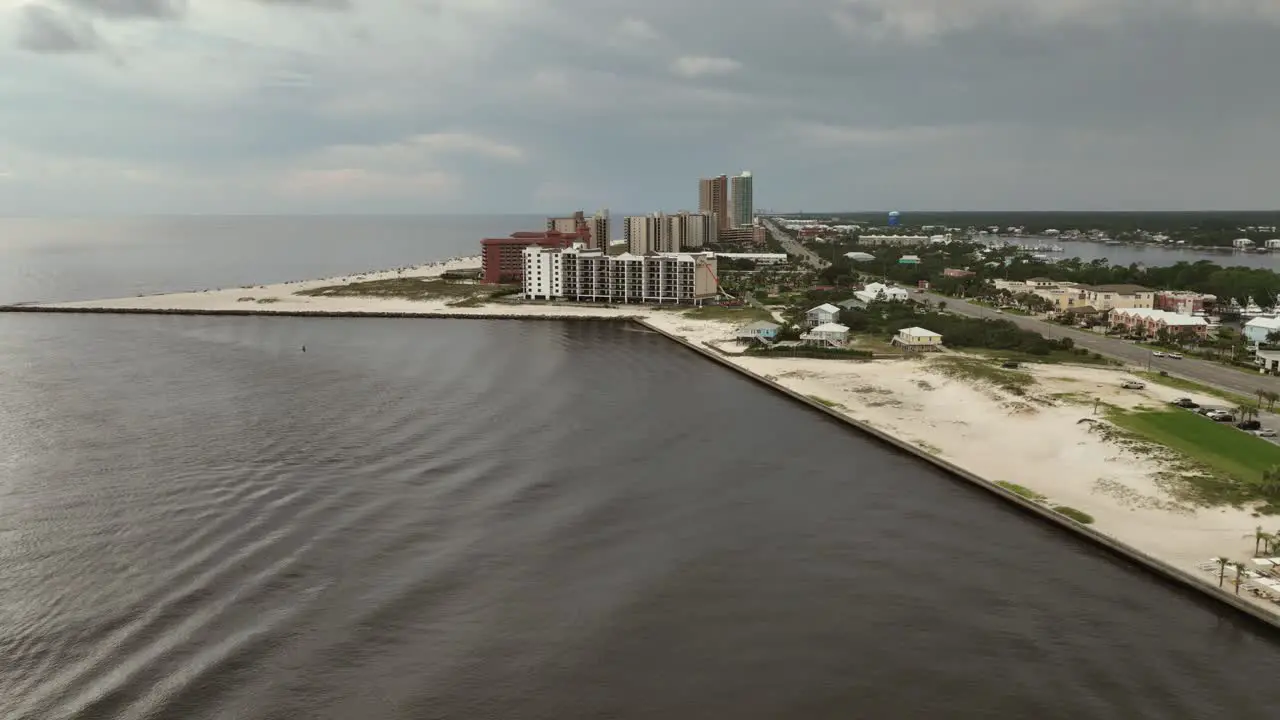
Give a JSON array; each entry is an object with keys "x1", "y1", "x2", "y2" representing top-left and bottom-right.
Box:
[
  {"x1": 730, "y1": 172, "x2": 753, "y2": 229},
  {"x1": 624, "y1": 212, "x2": 717, "y2": 254},
  {"x1": 481, "y1": 229, "x2": 588, "y2": 284},
  {"x1": 698, "y1": 174, "x2": 729, "y2": 230},
  {"x1": 522, "y1": 245, "x2": 719, "y2": 305},
  {"x1": 547, "y1": 209, "x2": 609, "y2": 249}
]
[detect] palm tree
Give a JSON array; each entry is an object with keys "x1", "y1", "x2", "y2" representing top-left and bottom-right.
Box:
[
  {"x1": 1216, "y1": 556, "x2": 1230, "y2": 587},
  {"x1": 1233, "y1": 563, "x2": 1245, "y2": 595},
  {"x1": 1265, "y1": 391, "x2": 1280, "y2": 411},
  {"x1": 1246, "y1": 525, "x2": 1271, "y2": 556}
]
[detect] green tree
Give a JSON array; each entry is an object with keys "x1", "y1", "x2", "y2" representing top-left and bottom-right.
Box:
[
  {"x1": 1216, "y1": 556, "x2": 1230, "y2": 587},
  {"x1": 1245, "y1": 525, "x2": 1273, "y2": 556}
]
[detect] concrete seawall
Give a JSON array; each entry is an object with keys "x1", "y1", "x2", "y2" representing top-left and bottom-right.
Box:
[{"x1": 636, "y1": 318, "x2": 1280, "y2": 634}]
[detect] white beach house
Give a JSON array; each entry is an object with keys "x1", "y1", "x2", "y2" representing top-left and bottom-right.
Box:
[
  {"x1": 805, "y1": 303, "x2": 841, "y2": 327},
  {"x1": 1245, "y1": 316, "x2": 1280, "y2": 346},
  {"x1": 892, "y1": 327, "x2": 943, "y2": 351},
  {"x1": 801, "y1": 323, "x2": 850, "y2": 348},
  {"x1": 853, "y1": 282, "x2": 909, "y2": 305}
]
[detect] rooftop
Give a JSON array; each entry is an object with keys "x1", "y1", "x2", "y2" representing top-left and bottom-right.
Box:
[
  {"x1": 1081, "y1": 284, "x2": 1153, "y2": 294},
  {"x1": 1112, "y1": 308, "x2": 1208, "y2": 326},
  {"x1": 899, "y1": 326, "x2": 942, "y2": 338},
  {"x1": 808, "y1": 322, "x2": 850, "y2": 333}
]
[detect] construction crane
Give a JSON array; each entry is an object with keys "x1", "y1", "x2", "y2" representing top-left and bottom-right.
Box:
[{"x1": 704, "y1": 264, "x2": 736, "y2": 300}]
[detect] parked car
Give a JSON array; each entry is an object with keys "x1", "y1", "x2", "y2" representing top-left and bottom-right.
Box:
[
  {"x1": 1256, "y1": 429, "x2": 1277, "y2": 438},
  {"x1": 1152, "y1": 351, "x2": 1166, "y2": 357},
  {"x1": 1197, "y1": 407, "x2": 1215, "y2": 416},
  {"x1": 1001, "y1": 361, "x2": 1019, "y2": 369},
  {"x1": 1121, "y1": 380, "x2": 1145, "y2": 389},
  {"x1": 1172, "y1": 398, "x2": 1199, "y2": 409},
  {"x1": 1167, "y1": 352, "x2": 1183, "y2": 359},
  {"x1": 1237, "y1": 420, "x2": 1262, "y2": 431},
  {"x1": 1208, "y1": 411, "x2": 1234, "y2": 422}
]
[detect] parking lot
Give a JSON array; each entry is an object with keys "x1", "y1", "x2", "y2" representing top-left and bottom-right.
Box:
[{"x1": 1166, "y1": 397, "x2": 1280, "y2": 444}]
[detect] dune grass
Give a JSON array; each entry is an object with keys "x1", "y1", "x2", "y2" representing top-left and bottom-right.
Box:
[
  {"x1": 1053, "y1": 506, "x2": 1095, "y2": 524},
  {"x1": 297, "y1": 278, "x2": 510, "y2": 301},
  {"x1": 683, "y1": 305, "x2": 774, "y2": 323},
  {"x1": 996, "y1": 481, "x2": 1047, "y2": 503},
  {"x1": 932, "y1": 357, "x2": 1036, "y2": 395}
]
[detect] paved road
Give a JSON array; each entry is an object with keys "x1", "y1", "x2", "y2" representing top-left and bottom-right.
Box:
[
  {"x1": 763, "y1": 218, "x2": 828, "y2": 270},
  {"x1": 913, "y1": 289, "x2": 1280, "y2": 398}
]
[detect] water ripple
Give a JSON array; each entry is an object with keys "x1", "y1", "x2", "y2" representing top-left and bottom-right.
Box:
[{"x1": 2, "y1": 315, "x2": 1279, "y2": 720}]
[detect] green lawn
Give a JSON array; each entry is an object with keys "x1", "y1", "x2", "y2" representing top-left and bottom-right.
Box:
[
  {"x1": 683, "y1": 305, "x2": 774, "y2": 323},
  {"x1": 1108, "y1": 409, "x2": 1280, "y2": 493}
]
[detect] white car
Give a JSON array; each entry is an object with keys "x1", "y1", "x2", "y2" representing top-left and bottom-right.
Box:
[
  {"x1": 1152, "y1": 351, "x2": 1166, "y2": 357},
  {"x1": 1257, "y1": 429, "x2": 1277, "y2": 438},
  {"x1": 1167, "y1": 352, "x2": 1183, "y2": 359}
]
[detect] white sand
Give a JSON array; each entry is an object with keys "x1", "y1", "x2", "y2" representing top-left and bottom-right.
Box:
[{"x1": 29, "y1": 265, "x2": 1280, "y2": 615}]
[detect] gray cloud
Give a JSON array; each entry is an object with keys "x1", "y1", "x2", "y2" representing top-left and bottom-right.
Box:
[
  {"x1": 61, "y1": 0, "x2": 188, "y2": 20},
  {"x1": 5, "y1": 0, "x2": 1280, "y2": 213},
  {"x1": 250, "y1": 0, "x2": 351, "y2": 9},
  {"x1": 16, "y1": 5, "x2": 102, "y2": 54}
]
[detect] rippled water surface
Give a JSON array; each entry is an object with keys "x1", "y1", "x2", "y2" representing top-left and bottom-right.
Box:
[{"x1": 2, "y1": 314, "x2": 1280, "y2": 719}]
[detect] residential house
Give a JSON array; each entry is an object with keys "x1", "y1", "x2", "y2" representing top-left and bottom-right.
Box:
[
  {"x1": 1266, "y1": 239, "x2": 1280, "y2": 250},
  {"x1": 1233, "y1": 238, "x2": 1255, "y2": 249},
  {"x1": 1244, "y1": 316, "x2": 1280, "y2": 346},
  {"x1": 801, "y1": 322, "x2": 850, "y2": 347},
  {"x1": 852, "y1": 282, "x2": 909, "y2": 305},
  {"x1": 1109, "y1": 308, "x2": 1209, "y2": 339},
  {"x1": 805, "y1": 303, "x2": 841, "y2": 327},
  {"x1": 891, "y1": 327, "x2": 943, "y2": 351},
  {"x1": 1078, "y1": 284, "x2": 1155, "y2": 311},
  {"x1": 736, "y1": 321, "x2": 780, "y2": 344},
  {"x1": 844, "y1": 251, "x2": 876, "y2": 262},
  {"x1": 1026, "y1": 277, "x2": 1056, "y2": 288},
  {"x1": 898, "y1": 255, "x2": 921, "y2": 265},
  {"x1": 836, "y1": 298, "x2": 863, "y2": 311}
]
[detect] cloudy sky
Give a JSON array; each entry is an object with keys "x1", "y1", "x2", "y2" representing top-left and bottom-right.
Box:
[{"x1": 1, "y1": 0, "x2": 1278, "y2": 215}]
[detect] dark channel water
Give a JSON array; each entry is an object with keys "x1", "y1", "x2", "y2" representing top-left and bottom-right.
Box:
[{"x1": 2, "y1": 314, "x2": 1280, "y2": 719}]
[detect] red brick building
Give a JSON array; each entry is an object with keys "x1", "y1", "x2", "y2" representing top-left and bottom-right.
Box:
[
  {"x1": 481, "y1": 229, "x2": 587, "y2": 284},
  {"x1": 1153, "y1": 291, "x2": 1214, "y2": 315}
]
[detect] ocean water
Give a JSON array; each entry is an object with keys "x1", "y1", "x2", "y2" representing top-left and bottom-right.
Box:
[
  {"x1": 1, "y1": 312, "x2": 1279, "y2": 719},
  {"x1": 0, "y1": 215, "x2": 543, "y2": 305},
  {"x1": 2, "y1": 217, "x2": 1280, "y2": 718}
]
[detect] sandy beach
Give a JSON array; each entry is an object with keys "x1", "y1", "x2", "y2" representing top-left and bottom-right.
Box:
[{"x1": 20, "y1": 260, "x2": 1280, "y2": 617}]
